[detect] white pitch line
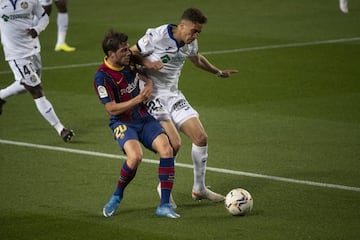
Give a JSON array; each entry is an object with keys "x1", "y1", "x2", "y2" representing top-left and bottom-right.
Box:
[
  {"x1": 0, "y1": 37, "x2": 359, "y2": 75},
  {"x1": 1, "y1": 139, "x2": 359, "y2": 193},
  {"x1": 201, "y1": 37, "x2": 360, "y2": 55}
]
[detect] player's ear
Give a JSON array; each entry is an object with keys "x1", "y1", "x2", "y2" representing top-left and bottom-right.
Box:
[
  {"x1": 107, "y1": 50, "x2": 114, "y2": 57},
  {"x1": 178, "y1": 20, "x2": 186, "y2": 29}
]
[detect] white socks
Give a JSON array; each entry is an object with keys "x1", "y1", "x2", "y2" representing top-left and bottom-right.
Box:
[
  {"x1": 34, "y1": 96, "x2": 64, "y2": 134},
  {"x1": 56, "y1": 12, "x2": 69, "y2": 46},
  {"x1": 0, "y1": 81, "x2": 26, "y2": 99},
  {"x1": 192, "y1": 143, "x2": 208, "y2": 192},
  {"x1": 339, "y1": 0, "x2": 348, "y2": 13},
  {"x1": 0, "y1": 86, "x2": 65, "y2": 135}
]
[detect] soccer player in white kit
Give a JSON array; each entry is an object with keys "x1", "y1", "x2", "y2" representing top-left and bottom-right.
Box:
[
  {"x1": 131, "y1": 8, "x2": 238, "y2": 205},
  {"x1": 0, "y1": 0, "x2": 74, "y2": 142},
  {"x1": 39, "y1": 0, "x2": 75, "y2": 51}
]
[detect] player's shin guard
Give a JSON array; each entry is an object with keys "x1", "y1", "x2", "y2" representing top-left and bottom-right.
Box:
[{"x1": 158, "y1": 157, "x2": 175, "y2": 205}]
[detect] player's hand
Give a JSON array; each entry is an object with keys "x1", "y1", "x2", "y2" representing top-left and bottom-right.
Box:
[
  {"x1": 138, "y1": 88, "x2": 151, "y2": 102},
  {"x1": 27, "y1": 29, "x2": 38, "y2": 38},
  {"x1": 218, "y1": 70, "x2": 239, "y2": 78}
]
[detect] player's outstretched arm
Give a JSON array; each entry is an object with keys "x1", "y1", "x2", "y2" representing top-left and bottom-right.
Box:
[{"x1": 189, "y1": 54, "x2": 238, "y2": 78}]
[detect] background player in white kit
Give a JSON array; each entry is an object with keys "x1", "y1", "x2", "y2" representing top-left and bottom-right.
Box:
[
  {"x1": 39, "y1": 0, "x2": 75, "y2": 52},
  {"x1": 0, "y1": 0, "x2": 74, "y2": 142},
  {"x1": 131, "y1": 8, "x2": 238, "y2": 204}
]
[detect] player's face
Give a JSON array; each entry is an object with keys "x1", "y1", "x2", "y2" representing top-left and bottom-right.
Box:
[
  {"x1": 114, "y1": 43, "x2": 131, "y2": 66},
  {"x1": 179, "y1": 20, "x2": 203, "y2": 44}
]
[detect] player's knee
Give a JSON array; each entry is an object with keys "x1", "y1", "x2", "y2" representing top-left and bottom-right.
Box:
[
  {"x1": 26, "y1": 85, "x2": 44, "y2": 99},
  {"x1": 127, "y1": 153, "x2": 143, "y2": 166},
  {"x1": 55, "y1": 1, "x2": 67, "y2": 12},
  {"x1": 43, "y1": 5, "x2": 52, "y2": 15},
  {"x1": 156, "y1": 137, "x2": 174, "y2": 158},
  {"x1": 159, "y1": 144, "x2": 173, "y2": 158},
  {"x1": 194, "y1": 132, "x2": 208, "y2": 146}
]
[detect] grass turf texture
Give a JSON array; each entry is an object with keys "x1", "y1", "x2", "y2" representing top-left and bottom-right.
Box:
[{"x1": 1, "y1": 0, "x2": 360, "y2": 239}]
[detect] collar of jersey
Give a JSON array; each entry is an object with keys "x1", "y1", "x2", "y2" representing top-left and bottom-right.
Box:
[
  {"x1": 104, "y1": 57, "x2": 124, "y2": 71},
  {"x1": 167, "y1": 24, "x2": 183, "y2": 49}
]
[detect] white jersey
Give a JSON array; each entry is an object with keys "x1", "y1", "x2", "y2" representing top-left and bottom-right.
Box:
[
  {"x1": 39, "y1": 0, "x2": 58, "y2": 7},
  {"x1": 136, "y1": 24, "x2": 198, "y2": 96},
  {"x1": 0, "y1": 0, "x2": 49, "y2": 61}
]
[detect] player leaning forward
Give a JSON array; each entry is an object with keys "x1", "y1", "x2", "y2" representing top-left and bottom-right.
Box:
[
  {"x1": 94, "y1": 30, "x2": 179, "y2": 218},
  {"x1": 131, "y1": 8, "x2": 238, "y2": 204}
]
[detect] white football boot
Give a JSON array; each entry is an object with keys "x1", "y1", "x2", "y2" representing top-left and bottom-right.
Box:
[{"x1": 192, "y1": 187, "x2": 225, "y2": 202}]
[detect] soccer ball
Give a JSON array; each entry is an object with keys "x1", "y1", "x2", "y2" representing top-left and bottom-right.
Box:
[{"x1": 224, "y1": 188, "x2": 253, "y2": 216}]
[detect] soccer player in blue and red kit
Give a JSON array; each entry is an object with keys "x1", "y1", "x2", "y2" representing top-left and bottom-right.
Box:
[{"x1": 94, "y1": 29, "x2": 179, "y2": 218}]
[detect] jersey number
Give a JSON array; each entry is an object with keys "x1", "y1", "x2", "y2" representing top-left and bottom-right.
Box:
[
  {"x1": 146, "y1": 98, "x2": 163, "y2": 112},
  {"x1": 114, "y1": 124, "x2": 127, "y2": 139},
  {"x1": 22, "y1": 63, "x2": 35, "y2": 76}
]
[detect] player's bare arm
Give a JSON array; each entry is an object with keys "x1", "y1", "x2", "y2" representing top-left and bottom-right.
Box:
[
  {"x1": 104, "y1": 94, "x2": 145, "y2": 116},
  {"x1": 189, "y1": 54, "x2": 239, "y2": 78}
]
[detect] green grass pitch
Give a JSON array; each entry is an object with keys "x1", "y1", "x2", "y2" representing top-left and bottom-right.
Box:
[{"x1": 1, "y1": 0, "x2": 359, "y2": 239}]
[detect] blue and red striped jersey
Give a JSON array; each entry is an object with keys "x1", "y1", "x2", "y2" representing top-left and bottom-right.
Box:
[{"x1": 94, "y1": 61, "x2": 149, "y2": 123}]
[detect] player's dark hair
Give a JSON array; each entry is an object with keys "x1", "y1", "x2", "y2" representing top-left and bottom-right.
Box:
[
  {"x1": 181, "y1": 8, "x2": 207, "y2": 24},
  {"x1": 102, "y1": 29, "x2": 128, "y2": 55}
]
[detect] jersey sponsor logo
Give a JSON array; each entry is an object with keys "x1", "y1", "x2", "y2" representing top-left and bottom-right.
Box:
[
  {"x1": 1, "y1": 13, "x2": 31, "y2": 22},
  {"x1": 97, "y1": 86, "x2": 108, "y2": 98},
  {"x1": 160, "y1": 54, "x2": 186, "y2": 64},
  {"x1": 172, "y1": 99, "x2": 189, "y2": 111},
  {"x1": 161, "y1": 55, "x2": 170, "y2": 63},
  {"x1": 1, "y1": 15, "x2": 10, "y2": 22},
  {"x1": 171, "y1": 55, "x2": 187, "y2": 63},
  {"x1": 120, "y1": 82, "x2": 137, "y2": 95}
]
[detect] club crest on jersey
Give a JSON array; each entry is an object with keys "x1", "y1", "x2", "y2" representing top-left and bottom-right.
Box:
[
  {"x1": 30, "y1": 74, "x2": 37, "y2": 83},
  {"x1": 21, "y1": 1, "x2": 29, "y2": 9},
  {"x1": 97, "y1": 86, "x2": 108, "y2": 98}
]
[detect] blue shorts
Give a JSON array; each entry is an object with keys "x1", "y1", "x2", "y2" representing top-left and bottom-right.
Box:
[{"x1": 110, "y1": 116, "x2": 165, "y2": 153}]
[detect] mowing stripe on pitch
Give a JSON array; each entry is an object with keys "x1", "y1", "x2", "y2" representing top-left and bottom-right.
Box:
[
  {"x1": 0, "y1": 37, "x2": 359, "y2": 75},
  {"x1": 1, "y1": 139, "x2": 359, "y2": 193}
]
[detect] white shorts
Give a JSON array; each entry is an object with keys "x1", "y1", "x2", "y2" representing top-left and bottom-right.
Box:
[
  {"x1": 146, "y1": 91, "x2": 199, "y2": 129},
  {"x1": 39, "y1": 0, "x2": 59, "y2": 6},
  {"x1": 8, "y1": 54, "x2": 42, "y2": 87}
]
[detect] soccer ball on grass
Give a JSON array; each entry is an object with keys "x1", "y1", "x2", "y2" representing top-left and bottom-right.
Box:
[{"x1": 224, "y1": 188, "x2": 253, "y2": 216}]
